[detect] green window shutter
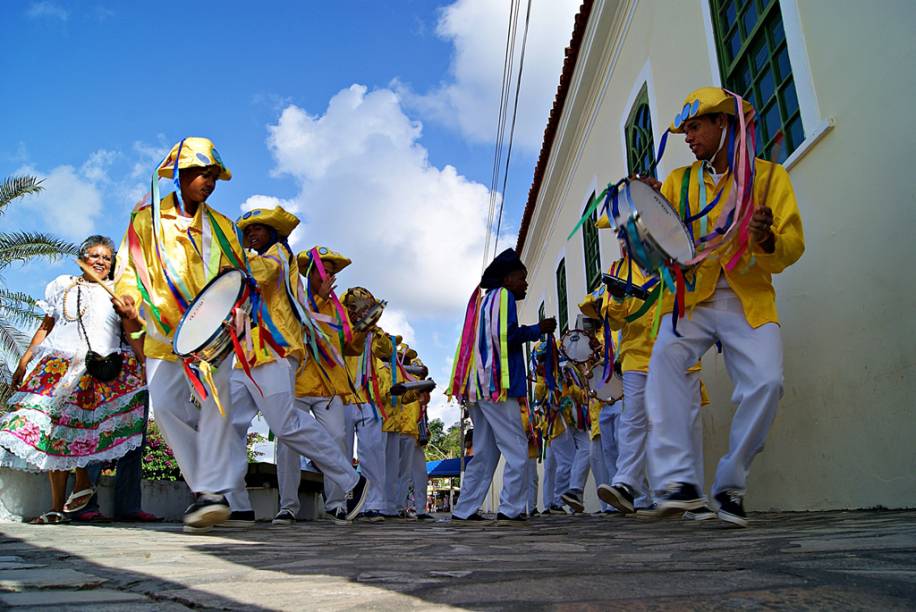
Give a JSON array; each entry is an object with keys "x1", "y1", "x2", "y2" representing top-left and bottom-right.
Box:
[
  {"x1": 710, "y1": 0, "x2": 803, "y2": 161},
  {"x1": 625, "y1": 84, "x2": 657, "y2": 178},
  {"x1": 556, "y1": 258, "x2": 568, "y2": 334},
  {"x1": 582, "y1": 192, "x2": 602, "y2": 292}
]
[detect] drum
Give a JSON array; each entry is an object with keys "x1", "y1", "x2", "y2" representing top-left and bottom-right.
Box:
[
  {"x1": 614, "y1": 179, "x2": 695, "y2": 273},
  {"x1": 343, "y1": 286, "x2": 387, "y2": 332},
  {"x1": 560, "y1": 329, "x2": 596, "y2": 364},
  {"x1": 172, "y1": 269, "x2": 253, "y2": 367},
  {"x1": 588, "y1": 361, "x2": 624, "y2": 404},
  {"x1": 391, "y1": 379, "x2": 437, "y2": 396}
]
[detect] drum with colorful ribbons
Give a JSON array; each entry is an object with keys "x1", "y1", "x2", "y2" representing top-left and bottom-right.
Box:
[
  {"x1": 559, "y1": 329, "x2": 596, "y2": 364},
  {"x1": 587, "y1": 360, "x2": 623, "y2": 404},
  {"x1": 172, "y1": 269, "x2": 253, "y2": 367},
  {"x1": 613, "y1": 179, "x2": 695, "y2": 274}
]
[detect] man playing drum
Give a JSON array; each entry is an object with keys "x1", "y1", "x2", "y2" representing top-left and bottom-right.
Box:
[
  {"x1": 222, "y1": 207, "x2": 368, "y2": 527},
  {"x1": 113, "y1": 137, "x2": 248, "y2": 530},
  {"x1": 640, "y1": 87, "x2": 804, "y2": 526}
]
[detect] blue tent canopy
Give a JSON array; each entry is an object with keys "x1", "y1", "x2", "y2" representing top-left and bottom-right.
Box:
[{"x1": 426, "y1": 456, "x2": 472, "y2": 477}]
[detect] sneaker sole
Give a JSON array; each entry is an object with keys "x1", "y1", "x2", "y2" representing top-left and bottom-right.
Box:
[
  {"x1": 560, "y1": 494, "x2": 585, "y2": 513},
  {"x1": 184, "y1": 504, "x2": 230, "y2": 529},
  {"x1": 271, "y1": 518, "x2": 295, "y2": 525},
  {"x1": 657, "y1": 498, "x2": 705, "y2": 517},
  {"x1": 598, "y1": 485, "x2": 635, "y2": 514},
  {"x1": 717, "y1": 510, "x2": 748, "y2": 528},
  {"x1": 344, "y1": 479, "x2": 370, "y2": 521},
  {"x1": 222, "y1": 520, "x2": 257, "y2": 528},
  {"x1": 683, "y1": 511, "x2": 717, "y2": 521},
  {"x1": 182, "y1": 524, "x2": 213, "y2": 534}
]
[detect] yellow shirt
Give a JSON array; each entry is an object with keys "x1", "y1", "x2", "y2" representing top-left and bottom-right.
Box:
[
  {"x1": 114, "y1": 193, "x2": 245, "y2": 361},
  {"x1": 602, "y1": 258, "x2": 655, "y2": 373},
  {"x1": 588, "y1": 397, "x2": 602, "y2": 439},
  {"x1": 242, "y1": 242, "x2": 304, "y2": 367},
  {"x1": 294, "y1": 295, "x2": 363, "y2": 398},
  {"x1": 534, "y1": 377, "x2": 568, "y2": 441},
  {"x1": 343, "y1": 332, "x2": 394, "y2": 405},
  {"x1": 659, "y1": 159, "x2": 805, "y2": 327}
]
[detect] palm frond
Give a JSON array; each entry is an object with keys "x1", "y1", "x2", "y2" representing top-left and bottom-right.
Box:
[
  {"x1": 0, "y1": 362, "x2": 13, "y2": 406},
  {"x1": 0, "y1": 316, "x2": 29, "y2": 361},
  {"x1": 0, "y1": 232, "x2": 80, "y2": 268},
  {"x1": 0, "y1": 176, "x2": 44, "y2": 212},
  {"x1": 0, "y1": 288, "x2": 41, "y2": 326}
]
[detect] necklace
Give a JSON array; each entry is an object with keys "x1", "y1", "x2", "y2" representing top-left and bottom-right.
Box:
[{"x1": 61, "y1": 277, "x2": 89, "y2": 322}]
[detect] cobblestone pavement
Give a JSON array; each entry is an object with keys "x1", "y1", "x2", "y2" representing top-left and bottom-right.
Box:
[{"x1": 1, "y1": 510, "x2": 915, "y2": 610}]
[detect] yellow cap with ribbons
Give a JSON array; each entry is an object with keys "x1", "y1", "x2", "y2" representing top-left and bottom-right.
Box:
[
  {"x1": 237, "y1": 206, "x2": 300, "y2": 239},
  {"x1": 670, "y1": 87, "x2": 754, "y2": 133},
  {"x1": 156, "y1": 137, "x2": 231, "y2": 180},
  {"x1": 297, "y1": 246, "x2": 352, "y2": 275}
]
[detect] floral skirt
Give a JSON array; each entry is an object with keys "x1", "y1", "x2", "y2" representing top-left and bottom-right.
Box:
[{"x1": 0, "y1": 349, "x2": 147, "y2": 471}]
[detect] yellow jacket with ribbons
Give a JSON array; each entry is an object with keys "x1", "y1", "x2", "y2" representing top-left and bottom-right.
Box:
[{"x1": 659, "y1": 159, "x2": 804, "y2": 327}]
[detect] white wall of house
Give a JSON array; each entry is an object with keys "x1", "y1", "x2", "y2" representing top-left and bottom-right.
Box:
[{"x1": 508, "y1": 0, "x2": 916, "y2": 511}]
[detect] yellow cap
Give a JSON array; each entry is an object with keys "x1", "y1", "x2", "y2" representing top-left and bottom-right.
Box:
[
  {"x1": 297, "y1": 246, "x2": 351, "y2": 275},
  {"x1": 157, "y1": 137, "x2": 231, "y2": 180},
  {"x1": 237, "y1": 206, "x2": 300, "y2": 239},
  {"x1": 669, "y1": 87, "x2": 754, "y2": 133}
]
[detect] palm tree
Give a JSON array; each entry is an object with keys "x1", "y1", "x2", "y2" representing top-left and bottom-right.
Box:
[{"x1": 0, "y1": 176, "x2": 79, "y2": 402}]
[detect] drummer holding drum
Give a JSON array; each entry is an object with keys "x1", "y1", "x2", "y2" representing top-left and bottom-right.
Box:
[
  {"x1": 113, "y1": 137, "x2": 252, "y2": 530},
  {"x1": 640, "y1": 87, "x2": 804, "y2": 527}
]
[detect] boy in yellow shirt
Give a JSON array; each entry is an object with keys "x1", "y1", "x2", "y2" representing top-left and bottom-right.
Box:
[
  {"x1": 641, "y1": 87, "x2": 804, "y2": 526},
  {"x1": 113, "y1": 137, "x2": 247, "y2": 530},
  {"x1": 224, "y1": 208, "x2": 367, "y2": 527}
]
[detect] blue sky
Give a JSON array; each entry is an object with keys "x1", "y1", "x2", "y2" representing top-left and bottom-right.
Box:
[{"x1": 1, "y1": 0, "x2": 581, "y2": 423}]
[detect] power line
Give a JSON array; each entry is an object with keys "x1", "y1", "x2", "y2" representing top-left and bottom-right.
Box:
[
  {"x1": 482, "y1": 0, "x2": 521, "y2": 273},
  {"x1": 493, "y1": 0, "x2": 533, "y2": 258}
]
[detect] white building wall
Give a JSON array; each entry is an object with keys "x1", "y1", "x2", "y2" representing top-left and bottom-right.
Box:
[{"x1": 506, "y1": 0, "x2": 916, "y2": 512}]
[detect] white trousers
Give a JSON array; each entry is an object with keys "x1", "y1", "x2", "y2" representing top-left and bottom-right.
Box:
[
  {"x1": 545, "y1": 426, "x2": 574, "y2": 507},
  {"x1": 146, "y1": 358, "x2": 243, "y2": 495},
  {"x1": 383, "y1": 431, "x2": 404, "y2": 514},
  {"x1": 276, "y1": 395, "x2": 357, "y2": 513},
  {"x1": 541, "y1": 445, "x2": 555, "y2": 510},
  {"x1": 350, "y1": 404, "x2": 387, "y2": 513},
  {"x1": 225, "y1": 360, "x2": 357, "y2": 513},
  {"x1": 568, "y1": 428, "x2": 591, "y2": 494},
  {"x1": 646, "y1": 288, "x2": 783, "y2": 496},
  {"x1": 453, "y1": 399, "x2": 528, "y2": 519},
  {"x1": 526, "y1": 458, "x2": 539, "y2": 513},
  {"x1": 397, "y1": 437, "x2": 428, "y2": 513},
  {"x1": 590, "y1": 403, "x2": 621, "y2": 511}
]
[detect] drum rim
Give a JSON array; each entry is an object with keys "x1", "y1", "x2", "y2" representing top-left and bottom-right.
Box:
[
  {"x1": 625, "y1": 180, "x2": 696, "y2": 266},
  {"x1": 172, "y1": 268, "x2": 250, "y2": 358},
  {"x1": 559, "y1": 328, "x2": 595, "y2": 364}
]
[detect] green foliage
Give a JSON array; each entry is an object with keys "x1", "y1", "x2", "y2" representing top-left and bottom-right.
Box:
[
  {"x1": 142, "y1": 420, "x2": 182, "y2": 481},
  {"x1": 247, "y1": 432, "x2": 267, "y2": 463},
  {"x1": 0, "y1": 175, "x2": 79, "y2": 405},
  {"x1": 424, "y1": 418, "x2": 464, "y2": 462}
]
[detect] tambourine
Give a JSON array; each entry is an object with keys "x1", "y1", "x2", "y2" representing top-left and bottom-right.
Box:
[{"x1": 343, "y1": 286, "x2": 387, "y2": 332}]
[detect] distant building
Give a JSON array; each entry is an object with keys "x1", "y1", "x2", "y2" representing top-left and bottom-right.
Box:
[{"x1": 504, "y1": 0, "x2": 916, "y2": 511}]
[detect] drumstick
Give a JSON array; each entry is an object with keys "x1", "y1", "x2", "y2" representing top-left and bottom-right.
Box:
[{"x1": 75, "y1": 259, "x2": 119, "y2": 301}]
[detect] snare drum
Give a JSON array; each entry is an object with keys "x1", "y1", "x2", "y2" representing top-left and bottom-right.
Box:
[
  {"x1": 172, "y1": 269, "x2": 253, "y2": 367},
  {"x1": 614, "y1": 180, "x2": 695, "y2": 274},
  {"x1": 588, "y1": 360, "x2": 624, "y2": 404},
  {"x1": 560, "y1": 329, "x2": 596, "y2": 364}
]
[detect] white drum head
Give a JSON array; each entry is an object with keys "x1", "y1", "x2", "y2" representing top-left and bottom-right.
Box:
[
  {"x1": 627, "y1": 180, "x2": 695, "y2": 264},
  {"x1": 560, "y1": 329, "x2": 594, "y2": 364},
  {"x1": 173, "y1": 270, "x2": 245, "y2": 355},
  {"x1": 589, "y1": 360, "x2": 624, "y2": 403}
]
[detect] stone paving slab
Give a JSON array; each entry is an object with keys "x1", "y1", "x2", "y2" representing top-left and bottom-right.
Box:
[
  {"x1": 0, "y1": 568, "x2": 107, "y2": 592},
  {"x1": 0, "y1": 588, "x2": 147, "y2": 607},
  {"x1": 0, "y1": 510, "x2": 914, "y2": 610}
]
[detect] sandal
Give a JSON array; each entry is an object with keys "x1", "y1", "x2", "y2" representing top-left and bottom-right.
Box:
[
  {"x1": 116, "y1": 511, "x2": 162, "y2": 523},
  {"x1": 63, "y1": 488, "x2": 95, "y2": 514},
  {"x1": 30, "y1": 511, "x2": 68, "y2": 525},
  {"x1": 72, "y1": 510, "x2": 112, "y2": 523}
]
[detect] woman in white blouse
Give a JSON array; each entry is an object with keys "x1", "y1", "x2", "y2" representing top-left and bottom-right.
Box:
[{"x1": 0, "y1": 236, "x2": 147, "y2": 524}]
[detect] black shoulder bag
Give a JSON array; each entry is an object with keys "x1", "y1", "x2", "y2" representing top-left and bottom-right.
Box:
[{"x1": 77, "y1": 285, "x2": 123, "y2": 382}]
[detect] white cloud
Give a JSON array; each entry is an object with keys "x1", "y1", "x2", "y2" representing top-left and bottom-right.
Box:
[
  {"x1": 14, "y1": 162, "x2": 105, "y2": 240},
  {"x1": 265, "y1": 84, "x2": 493, "y2": 315},
  {"x1": 398, "y1": 0, "x2": 580, "y2": 150},
  {"x1": 377, "y1": 308, "x2": 415, "y2": 345},
  {"x1": 80, "y1": 149, "x2": 118, "y2": 183},
  {"x1": 26, "y1": 1, "x2": 68, "y2": 21}
]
